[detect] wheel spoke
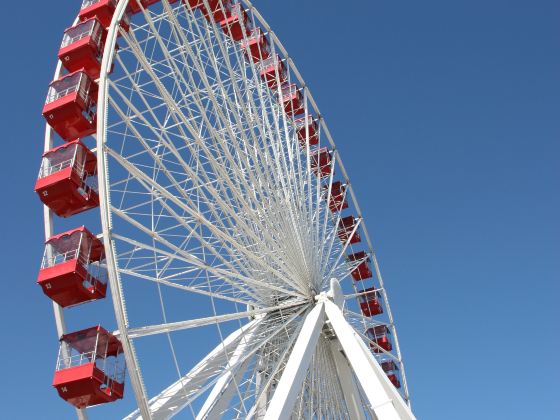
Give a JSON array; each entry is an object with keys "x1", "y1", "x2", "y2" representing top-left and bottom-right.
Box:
[{"x1": 126, "y1": 299, "x2": 306, "y2": 338}]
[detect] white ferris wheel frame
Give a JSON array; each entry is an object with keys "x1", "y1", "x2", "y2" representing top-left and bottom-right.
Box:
[{"x1": 42, "y1": 1, "x2": 415, "y2": 419}]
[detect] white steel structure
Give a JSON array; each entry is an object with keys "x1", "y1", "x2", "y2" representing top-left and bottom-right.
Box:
[{"x1": 42, "y1": 1, "x2": 415, "y2": 418}]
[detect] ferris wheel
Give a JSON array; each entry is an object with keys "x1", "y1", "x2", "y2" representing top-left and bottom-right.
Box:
[{"x1": 37, "y1": 1, "x2": 416, "y2": 419}]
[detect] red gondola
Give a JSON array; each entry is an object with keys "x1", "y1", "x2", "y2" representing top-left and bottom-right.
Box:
[
  {"x1": 357, "y1": 287, "x2": 383, "y2": 317},
  {"x1": 37, "y1": 227, "x2": 107, "y2": 308},
  {"x1": 35, "y1": 141, "x2": 99, "y2": 218},
  {"x1": 53, "y1": 326, "x2": 125, "y2": 408},
  {"x1": 310, "y1": 147, "x2": 332, "y2": 178},
  {"x1": 324, "y1": 181, "x2": 348, "y2": 212},
  {"x1": 43, "y1": 70, "x2": 98, "y2": 141},
  {"x1": 295, "y1": 116, "x2": 319, "y2": 146},
  {"x1": 185, "y1": 0, "x2": 232, "y2": 22},
  {"x1": 366, "y1": 325, "x2": 392, "y2": 353},
  {"x1": 219, "y1": 3, "x2": 250, "y2": 41},
  {"x1": 79, "y1": 0, "x2": 130, "y2": 31},
  {"x1": 280, "y1": 83, "x2": 305, "y2": 117},
  {"x1": 241, "y1": 28, "x2": 270, "y2": 62},
  {"x1": 79, "y1": 0, "x2": 116, "y2": 28},
  {"x1": 337, "y1": 215, "x2": 361, "y2": 244},
  {"x1": 259, "y1": 55, "x2": 286, "y2": 88},
  {"x1": 347, "y1": 251, "x2": 372, "y2": 280},
  {"x1": 380, "y1": 360, "x2": 401, "y2": 388},
  {"x1": 59, "y1": 18, "x2": 106, "y2": 80}
]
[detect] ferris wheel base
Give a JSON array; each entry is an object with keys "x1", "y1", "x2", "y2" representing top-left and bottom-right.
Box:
[
  {"x1": 123, "y1": 299, "x2": 415, "y2": 420},
  {"x1": 262, "y1": 299, "x2": 415, "y2": 420}
]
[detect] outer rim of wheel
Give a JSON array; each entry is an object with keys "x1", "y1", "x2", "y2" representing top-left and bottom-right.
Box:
[{"x1": 96, "y1": 1, "x2": 154, "y2": 418}]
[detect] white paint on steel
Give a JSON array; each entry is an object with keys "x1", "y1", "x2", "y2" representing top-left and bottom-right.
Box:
[
  {"x1": 125, "y1": 321, "x2": 260, "y2": 420},
  {"x1": 195, "y1": 326, "x2": 258, "y2": 419},
  {"x1": 329, "y1": 339, "x2": 367, "y2": 420},
  {"x1": 328, "y1": 277, "x2": 344, "y2": 309},
  {"x1": 263, "y1": 303, "x2": 326, "y2": 420},
  {"x1": 124, "y1": 301, "x2": 304, "y2": 339},
  {"x1": 97, "y1": 0, "x2": 152, "y2": 418},
  {"x1": 324, "y1": 300, "x2": 415, "y2": 420}
]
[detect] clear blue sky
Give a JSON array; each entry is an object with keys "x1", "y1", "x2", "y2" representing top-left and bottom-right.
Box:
[{"x1": 1, "y1": 0, "x2": 558, "y2": 418}]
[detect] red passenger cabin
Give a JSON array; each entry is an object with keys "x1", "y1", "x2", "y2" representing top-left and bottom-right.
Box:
[
  {"x1": 241, "y1": 28, "x2": 270, "y2": 62},
  {"x1": 347, "y1": 251, "x2": 372, "y2": 280},
  {"x1": 357, "y1": 287, "x2": 383, "y2": 317},
  {"x1": 35, "y1": 141, "x2": 99, "y2": 218},
  {"x1": 295, "y1": 116, "x2": 319, "y2": 146},
  {"x1": 59, "y1": 18, "x2": 106, "y2": 80},
  {"x1": 259, "y1": 55, "x2": 286, "y2": 88},
  {"x1": 80, "y1": 0, "x2": 116, "y2": 28},
  {"x1": 324, "y1": 181, "x2": 348, "y2": 212},
  {"x1": 366, "y1": 325, "x2": 392, "y2": 353},
  {"x1": 185, "y1": 0, "x2": 232, "y2": 22},
  {"x1": 79, "y1": 0, "x2": 130, "y2": 32},
  {"x1": 53, "y1": 326, "x2": 125, "y2": 408},
  {"x1": 43, "y1": 70, "x2": 98, "y2": 141},
  {"x1": 37, "y1": 227, "x2": 107, "y2": 308},
  {"x1": 380, "y1": 360, "x2": 401, "y2": 389},
  {"x1": 280, "y1": 83, "x2": 305, "y2": 117},
  {"x1": 337, "y1": 215, "x2": 361, "y2": 244},
  {"x1": 310, "y1": 147, "x2": 332, "y2": 178},
  {"x1": 219, "y1": 3, "x2": 250, "y2": 41},
  {"x1": 80, "y1": 0, "x2": 130, "y2": 31}
]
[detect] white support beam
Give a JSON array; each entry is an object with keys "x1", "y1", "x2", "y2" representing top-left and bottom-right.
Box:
[
  {"x1": 264, "y1": 303, "x2": 326, "y2": 420},
  {"x1": 253, "y1": 369, "x2": 268, "y2": 420},
  {"x1": 324, "y1": 300, "x2": 415, "y2": 420},
  {"x1": 124, "y1": 320, "x2": 260, "y2": 420},
  {"x1": 196, "y1": 326, "x2": 258, "y2": 419},
  {"x1": 329, "y1": 339, "x2": 367, "y2": 420},
  {"x1": 199, "y1": 357, "x2": 252, "y2": 419}
]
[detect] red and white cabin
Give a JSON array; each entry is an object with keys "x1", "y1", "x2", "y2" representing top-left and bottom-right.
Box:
[
  {"x1": 53, "y1": 326, "x2": 125, "y2": 408},
  {"x1": 295, "y1": 116, "x2": 319, "y2": 146},
  {"x1": 219, "y1": 3, "x2": 250, "y2": 41},
  {"x1": 43, "y1": 70, "x2": 98, "y2": 141},
  {"x1": 366, "y1": 325, "x2": 392, "y2": 353},
  {"x1": 59, "y1": 18, "x2": 106, "y2": 82},
  {"x1": 380, "y1": 360, "x2": 401, "y2": 389},
  {"x1": 310, "y1": 147, "x2": 332, "y2": 178},
  {"x1": 324, "y1": 181, "x2": 348, "y2": 212},
  {"x1": 347, "y1": 251, "x2": 372, "y2": 280},
  {"x1": 337, "y1": 215, "x2": 361, "y2": 244},
  {"x1": 185, "y1": 0, "x2": 232, "y2": 22},
  {"x1": 259, "y1": 55, "x2": 286, "y2": 88},
  {"x1": 79, "y1": 0, "x2": 130, "y2": 31},
  {"x1": 37, "y1": 227, "x2": 107, "y2": 308},
  {"x1": 241, "y1": 28, "x2": 270, "y2": 62},
  {"x1": 280, "y1": 83, "x2": 305, "y2": 117},
  {"x1": 357, "y1": 287, "x2": 383, "y2": 317},
  {"x1": 35, "y1": 140, "x2": 99, "y2": 218},
  {"x1": 80, "y1": 0, "x2": 114, "y2": 28}
]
